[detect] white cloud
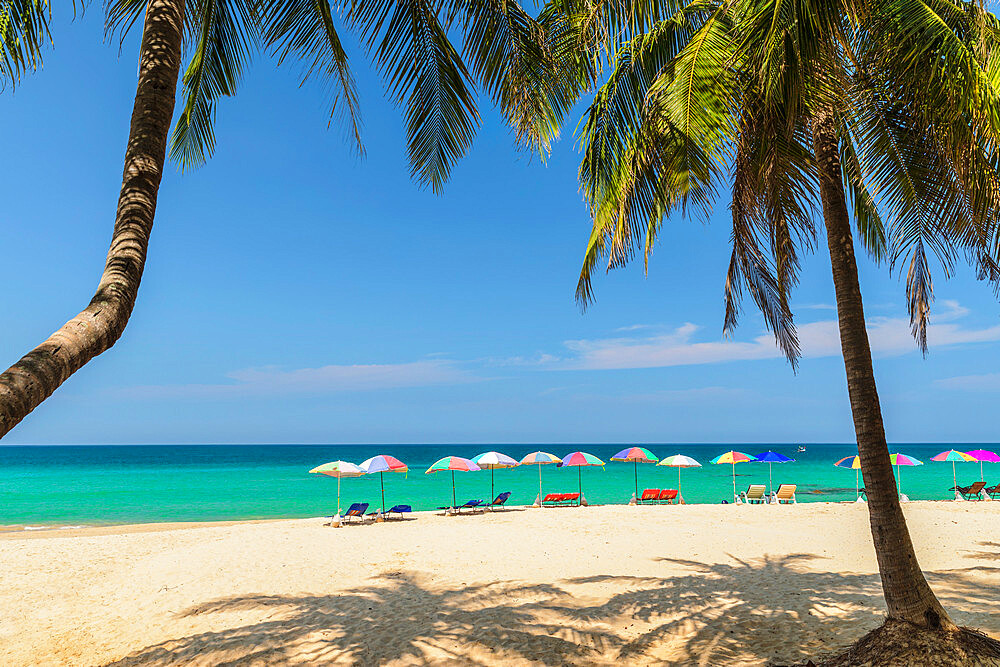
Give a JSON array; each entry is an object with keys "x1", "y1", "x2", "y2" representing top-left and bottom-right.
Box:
[
  {"x1": 121, "y1": 360, "x2": 477, "y2": 399},
  {"x1": 935, "y1": 373, "x2": 1000, "y2": 392},
  {"x1": 555, "y1": 303, "x2": 1000, "y2": 371}
]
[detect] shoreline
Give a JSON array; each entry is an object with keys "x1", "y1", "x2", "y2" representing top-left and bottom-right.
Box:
[{"x1": 0, "y1": 496, "x2": 987, "y2": 538}]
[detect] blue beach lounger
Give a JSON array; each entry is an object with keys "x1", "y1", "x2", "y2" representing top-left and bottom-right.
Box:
[
  {"x1": 343, "y1": 502, "x2": 369, "y2": 524},
  {"x1": 456, "y1": 499, "x2": 483, "y2": 514},
  {"x1": 487, "y1": 492, "x2": 511, "y2": 510},
  {"x1": 388, "y1": 505, "x2": 412, "y2": 519}
]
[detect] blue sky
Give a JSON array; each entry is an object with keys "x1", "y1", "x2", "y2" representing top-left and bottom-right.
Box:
[{"x1": 3, "y1": 11, "x2": 1000, "y2": 444}]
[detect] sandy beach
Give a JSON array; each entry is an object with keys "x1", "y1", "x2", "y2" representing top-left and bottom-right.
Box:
[{"x1": 2, "y1": 501, "x2": 998, "y2": 666}]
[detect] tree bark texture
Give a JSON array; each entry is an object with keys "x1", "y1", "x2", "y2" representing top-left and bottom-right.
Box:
[
  {"x1": 0, "y1": 0, "x2": 185, "y2": 437},
  {"x1": 811, "y1": 109, "x2": 954, "y2": 630}
]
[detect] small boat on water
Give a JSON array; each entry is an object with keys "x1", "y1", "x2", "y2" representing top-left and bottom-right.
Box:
[{"x1": 797, "y1": 445, "x2": 806, "y2": 453}]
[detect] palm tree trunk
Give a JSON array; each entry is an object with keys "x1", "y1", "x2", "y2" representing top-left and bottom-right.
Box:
[
  {"x1": 811, "y1": 109, "x2": 954, "y2": 630},
  {"x1": 0, "y1": 0, "x2": 185, "y2": 438}
]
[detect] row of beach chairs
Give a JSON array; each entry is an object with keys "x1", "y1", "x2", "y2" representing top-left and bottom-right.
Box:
[
  {"x1": 739, "y1": 484, "x2": 797, "y2": 504},
  {"x1": 950, "y1": 481, "x2": 1000, "y2": 500},
  {"x1": 541, "y1": 492, "x2": 581, "y2": 506},
  {"x1": 854, "y1": 481, "x2": 1000, "y2": 501},
  {"x1": 336, "y1": 492, "x2": 514, "y2": 523},
  {"x1": 638, "y1": 489, "x2": 679, "y2": 504}
]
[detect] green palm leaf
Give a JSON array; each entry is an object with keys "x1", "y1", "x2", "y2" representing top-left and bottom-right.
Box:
[{"x1": 261, "y1": 0, "x2": 363, "y2": 154}]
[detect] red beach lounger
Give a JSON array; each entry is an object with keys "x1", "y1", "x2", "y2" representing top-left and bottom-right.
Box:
[
  {"x1": 657, "y1": 489, "x2": 678, "y2": 504},
  {"x1": 639, "y1": 489, "x2": 660, "y2": 504}
]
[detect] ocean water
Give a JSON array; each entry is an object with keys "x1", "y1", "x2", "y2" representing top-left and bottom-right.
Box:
[{"x1": 1, "y1": 444, "x2": 997, "y2": 527}]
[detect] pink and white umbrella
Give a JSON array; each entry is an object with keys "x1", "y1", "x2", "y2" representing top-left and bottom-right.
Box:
[
  {"x1": 520, "y1": 451, "x2": 562, "y2": 506},
  {"x1": 967, "y1": 449, "x2": 1000, "y2": 482}
]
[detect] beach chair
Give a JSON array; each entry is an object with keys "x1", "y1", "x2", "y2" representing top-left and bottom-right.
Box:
[
  {"x1": 343, "y1": 503, "x2": 369, "y2": 524},
  {"x1": 486, "y1": 491, "x2": 512, "y2": 510},
  {"x1": 739, "y1": 484, "x2": 768, "y2": 504},
  {"x1": 455, "y1": 499, "x2": 483, "y2": 514},
  {"x1": 950, "y1": 481, "x2": 987, "y2": 500},
  {"x1": 774, "y1": 484, "x2": 797, "y2": 504},
  {"x1": 387, "y1": 505, "x2": 412, "y2": 519},
  {"x1": 986, "y1": 484, "x2": 1000, "y2": 500},
  {"x1": 639, "y1": 489, "x2": 661, "y2": 504},
  {"x1": 563, "y1": 493, "x2": 581, "y2": 506},
  {"x1": 657, "y1": 489, "x2": 679, "y2": 504}
]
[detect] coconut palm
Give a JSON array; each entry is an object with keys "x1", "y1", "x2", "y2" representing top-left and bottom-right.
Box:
[
  {"x1": 0, "y1": 0, "x2": 564, "y2": 436},
  {"x1": 560, "y1": 0, "x2": 1000, "y2": 634}
]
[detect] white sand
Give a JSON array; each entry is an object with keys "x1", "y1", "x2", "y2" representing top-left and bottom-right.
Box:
[{"x1": 1, "y1": 501, "x2": 998, "y2": 666}]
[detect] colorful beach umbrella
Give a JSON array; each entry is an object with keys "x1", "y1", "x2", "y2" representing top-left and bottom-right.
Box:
[
  {"x1": 889, "y1": 453, "x2": 922, "y2": 500},
  {"x1": 472, "y1": 451, "x2": 518, "y2": 502},
  {"x1": 309, "y1": 461, "x2": 365, "y2": 517},
  {"x1": 754, "y1": 451, "x2": 795, "y2": 496},
  {"x1": 611, "y1": 447, "x2": 659, "y2": 503},
  {"x1": 967, "y1": 449, "x2": 1000, "y2": 482},
  {"x1": 834, "y1": 455, "x2": 862, "y2": 499},
  {"x1": 359, "y1": 455, "x2": 408, "y2": 515},
  {"x1": 710, "y1": 451, "x2": 757, "y2": 503},
  {"x1": 520, "y1": 451, "x2": 562, "y2": 506},
  {"x1": 931, "y1": 450, "x2": 977, "y2": 499},
  {"x1": 426, "y1": 456, "x2": 481, "y2": 510},
  {"x1": 557, "y1": 452, "x2": 605, "y2": 501},
  {"x1": 657, "y1": 454, "x2": 701, "y2": 501}
]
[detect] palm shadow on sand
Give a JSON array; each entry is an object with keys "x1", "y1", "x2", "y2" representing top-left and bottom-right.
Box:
[{"x1": 105, "y1": 553, "x2": 1000, "y2": 666}]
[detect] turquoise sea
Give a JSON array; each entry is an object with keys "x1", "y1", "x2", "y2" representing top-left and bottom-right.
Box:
[{"x1": 1, "y1": 444, "x2": 997, "y2": 527}]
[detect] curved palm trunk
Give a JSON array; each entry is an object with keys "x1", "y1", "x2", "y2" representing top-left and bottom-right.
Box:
[
  {"x1": 811, "y1": 110, "x2": 953, "y2": 630},
  {"x1": 0, "y1": 0, "x2": 185, "y2": 437}
]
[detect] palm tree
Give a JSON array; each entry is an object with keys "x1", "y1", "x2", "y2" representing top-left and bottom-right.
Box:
[
  {"x1": 558, "y1": 0, "x2": 1000, "y2": 635},
  {"x1": 0, "y1": 0, "x2": 563, "y2": 436}
]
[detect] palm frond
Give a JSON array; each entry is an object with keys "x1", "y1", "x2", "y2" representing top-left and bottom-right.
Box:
[
  {"x1": 349, "y1": 0, "x2": 479, "y2": 193},
  {"x1": 261, "y1": 0, "x2": 363, "y2": 154},
  {"x1": 170, "y1": 0, "x2": 258, "y2": 170},
  {"x1": 1, "y1": 0, "x2": 56, "y2": 88}
]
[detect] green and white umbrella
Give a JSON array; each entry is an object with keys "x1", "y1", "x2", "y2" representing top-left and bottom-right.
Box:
[{"x1": 309, "y1": 461, "x2": 365, "y2": 516}]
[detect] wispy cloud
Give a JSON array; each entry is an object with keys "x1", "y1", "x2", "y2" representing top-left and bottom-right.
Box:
[
  {"x1": 554, "y1": 302, "x2": 1000, "y2": 371},
  {"x1": 935, "y1": 373, "x2": 1000, "y2": 392},
  {"x1": 120, "y1": 360, "x2": 477, "y2": 399},
  {"x1": 799, "y1": 303, "x2": 837, "y2": 310}
]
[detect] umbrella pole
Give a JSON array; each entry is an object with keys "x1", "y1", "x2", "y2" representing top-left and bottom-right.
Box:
[
  {"x1": 982, "y1": 461, "x2": 985, "y2": 482},
  {"x1": 337, "y1": 475, "x2": 342, "y2": 516},
  {"x1": 452, "y1": 470, "x2": 456, "y2": 510},
  {"x1": 855, "y1": 469, "x2": 859, "y2": 499},
  {"x1": 953, "y1": 461, "x2": 957, "y2": 499},
  {"x1": 769, "y1": 462, "x2": 773, "y2": 496},
  {"x1": 538, "y1": 464, "x2": 543, "y2": 506},
  {"x1": 380, "y1": 472, "x2": 386, "y2": 514},
  {"x1": 578, "y1": 466, "x2": 582, "y2": 501},
  {"x1": 634, "y1": 461, "x2": 638, "y2": 502},
  {"x1": 491, "y1": 468, "x2": 495, "y2": 502},
  {"x1": 678, "y1": 467, "x2": 682, "y2": 498},
  {"x1": 732, "y1": 461, "x2": 736, "y2": 503}
]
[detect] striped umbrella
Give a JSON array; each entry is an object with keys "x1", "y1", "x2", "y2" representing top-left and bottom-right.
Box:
[
  {"x1": 520, "y1": 451, "x2": 562, "y2": 506},
  {"x1": 557, "y1": 452, "x2": 605, "y2": 501},
  {"x1": 611, "y1": 447, "x2": 659, "y2": 503},
  {"x1": 309, "y1": 461, "x2": 365, "y2": 517},
  {"x1": 967, "y1": 449, "x2": 1000, "y2": 482},
  {"x1": 834, "y1": 455, "x2": 862, "y2": 500},
  {"x1": 657, "y1": 454, "x2": 701, "y2": 502},
  {"x1": 472, "y1": 451, "x2": 518, "y2": 502},
  {"x1": 710, "y1": 451, "x2": 757, "y2": 503},
  {"x1": 889, "y1": 453, "x2": 922, "y2": 500},
  {"x1": 359, "y1": 455, "x2": 408, "y2": 514},
  {"x1": 426, "y1": 456, "x2": 481, "y2": 510},
  {"x1": 931, "y1": 450, "x2": 977, "y2": 499}
]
